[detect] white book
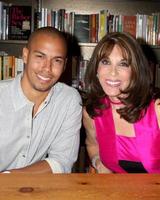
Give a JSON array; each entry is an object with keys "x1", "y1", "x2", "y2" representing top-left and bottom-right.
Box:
[
  {"x1": 136, "y1": 14, "x2": 143, "y2": 42},
  {"x1": 2, "y1": 7, "x2": 6, "y2": 40},
  {"x1": 0, "y1": 1, "x2": 3, "y2": 40}
]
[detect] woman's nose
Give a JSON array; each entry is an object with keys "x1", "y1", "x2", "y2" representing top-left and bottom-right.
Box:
[{"x1": 110, "y1": 66, "x2": 118, "y2": 76}]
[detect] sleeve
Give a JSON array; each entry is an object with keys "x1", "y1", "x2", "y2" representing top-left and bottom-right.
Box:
[{"x1": 45, "y1": 89, "x2": 82, "y2": 173}]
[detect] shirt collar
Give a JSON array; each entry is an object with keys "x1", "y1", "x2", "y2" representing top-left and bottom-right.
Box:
[
  {"x1": 11, "y1": 73, "x2": 55, "y2": 111},
  {"x1": 11, "y1": 73, "x2": 33, "y2": 110}
]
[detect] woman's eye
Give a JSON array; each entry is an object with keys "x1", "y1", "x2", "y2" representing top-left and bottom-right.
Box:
[
  {"x1": 120, "y1": 62, "x2": 129, "y2": 67},
  {"x1": 101, "y1": 59, "x2": 110, "y2": 65}
]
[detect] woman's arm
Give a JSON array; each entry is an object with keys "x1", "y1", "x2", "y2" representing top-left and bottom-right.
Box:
[
  {"x1": 83, "y1": 108, "x2": 112, "y2": 173},
  {"x1": 155, "y1": 99, "x2": 160, "y2": 128}
]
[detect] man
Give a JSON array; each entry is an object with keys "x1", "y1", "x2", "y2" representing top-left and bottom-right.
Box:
[{"x1": 0, "y1": 27, "x2": 82, "y2": 173}]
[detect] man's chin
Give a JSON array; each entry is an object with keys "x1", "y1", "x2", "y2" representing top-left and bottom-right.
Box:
[{"x1": 33, "y1": 85, "x2": 54, "y2": 93}]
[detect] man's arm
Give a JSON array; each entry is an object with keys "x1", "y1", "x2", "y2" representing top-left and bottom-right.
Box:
[
  {"x1": 8, "y1": 160, "x2": 52, "y2": 174},
  {"x1": 45, "y1": 90, "x2": 82, "y2": 173}
]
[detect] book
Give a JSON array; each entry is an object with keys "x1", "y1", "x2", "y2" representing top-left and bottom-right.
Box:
[
  {"x1": 58, "y1": 9, "x2": 65, "y2": 32},
  {"x1": 99, "y1": 9, "x2": 108, "y2": 40},
  {"x1": 123, "y1": 15, "x2": 137, "y2": 38},
  {"x1": 90, "y1": 14, "x2": 98, "y2": 43},
  {"x1": 35, "y1": 0, "x2": 42, "y2": 28},
  {"x1": 8, "y1": 5, "x2": 32, "y2": 40},
  {"x1": 136, "y1": 14, "x2": 143, "y2": 42},
  {"x1": 2, "y1": 4, "x2": 9, "y2": 40},
  {"x1": 0, "y1": 1, "x2": 9, "y2": 40},
  {"x1": 74, "y1": 14, "x2": 90, "y2": 43},
  {"x1": 146, "y1": 15, "x2": 154, "y2": 45},
  {"x1": 2, "y1": 55, "x2": 13, "y2": 80},
  {"x1": 157, "y1": 13, "x2": 160, "y2": 45}
]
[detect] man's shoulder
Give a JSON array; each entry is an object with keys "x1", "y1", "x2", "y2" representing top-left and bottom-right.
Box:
[
  {"x1": 0, "y1": 78, "x2": 13, "y2": 90},
  {"x1": 56, "y1": 82, "x2": 80, "y2": 96}
]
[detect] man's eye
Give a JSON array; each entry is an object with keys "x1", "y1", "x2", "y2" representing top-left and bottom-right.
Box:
[
  {"x1": 36, "y1": 54, "x2": 43, "y2": 58},
  {"x1": 52, "y1": 58, "x2": 64, "y2": 65},
  {"x1": 55, "y1": 59, "x2": 62, "y2": 63}
]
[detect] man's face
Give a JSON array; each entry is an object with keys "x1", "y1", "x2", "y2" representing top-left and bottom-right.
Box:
[{"x1": 22, "y1": 33, "x2": 67, "y2": 95}]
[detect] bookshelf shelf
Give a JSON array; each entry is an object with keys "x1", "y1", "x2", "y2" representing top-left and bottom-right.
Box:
[
  {"x1": 79, "y1": 43, "x2": 97, "y2": 47},
  {"x1": 149, "y1": 45, "x2": 160, "y2": 49},
  {"x1": 0, "y1": 40, "x2": 27, "y2": 44}
]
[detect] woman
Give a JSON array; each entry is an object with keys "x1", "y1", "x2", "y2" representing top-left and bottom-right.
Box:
[{"x1": 83, "y1": 32, "x2": 160, "y2": 173}]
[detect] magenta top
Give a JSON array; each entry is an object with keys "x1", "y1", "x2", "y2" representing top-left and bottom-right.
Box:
[
  {"x1": 116, "y1": 135, "x2": 140, "y2": 162},
  {"x1": 94, "y1": 99, "x2": 160, "y2": 173}
]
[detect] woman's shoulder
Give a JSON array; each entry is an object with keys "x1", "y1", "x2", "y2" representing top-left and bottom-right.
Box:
[{"x1": 154, "y1": 98, "x2": 160, "y2": 109}]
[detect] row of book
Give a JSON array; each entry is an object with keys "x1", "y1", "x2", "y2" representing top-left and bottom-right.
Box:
[
  {"x1": 0, "y1": 0, "x2": 160, "y2": 46},
  {"x1": 36, "y1": 7, "x2": 160, "y2": 45},
  {"x1": 0, "y1": 53, "x2": 23, "y2": 80},
  {"x1": 0, "y1": 1, "x2": 32, "y2": 40}
]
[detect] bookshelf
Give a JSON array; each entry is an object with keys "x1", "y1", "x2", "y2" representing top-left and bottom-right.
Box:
[
  {"x1": 0, "y1": 1, "x2": 159, "y2": 83},
  {"x1": 0, "y1": 0, "x2": 159, "y2": 98},
  {"x1": 0, "y1": 0, "x2": 160, "y2": 80}
]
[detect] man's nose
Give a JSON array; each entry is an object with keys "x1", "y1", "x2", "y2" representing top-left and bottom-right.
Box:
[{"x1": 44, "y1": 59, "x2": 52, "y2": 72}]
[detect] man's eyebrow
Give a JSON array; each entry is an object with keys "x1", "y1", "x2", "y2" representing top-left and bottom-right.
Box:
[
  {"x1": 34, "y1": 50, "x2": 45, "y2": 55},
  {"x1": 34, "y1": 50, "x2": 66, "y2": 59},
  {"x1": 53, "y1": 56, "x2": 66, "y2": 59}
]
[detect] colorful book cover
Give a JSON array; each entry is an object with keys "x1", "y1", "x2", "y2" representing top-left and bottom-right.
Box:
[
  {"x1": 123, "y1": 15, "x2": 137, "y2": 38},
  {"x1": 99, "y1": 9, "x2": 108, "y2": 40},
  {"x1": 8, "y1": 5, "x2": 32, "y2": 40}
]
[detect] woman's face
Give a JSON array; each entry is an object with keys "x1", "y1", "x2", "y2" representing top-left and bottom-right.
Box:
[{"x1": 97, "y1": 45, "x2": 132, "y2": 101}]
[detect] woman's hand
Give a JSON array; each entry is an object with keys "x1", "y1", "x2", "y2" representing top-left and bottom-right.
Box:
[{"x1": 95, "y1": 159, "x2": 112, "y2": 173}]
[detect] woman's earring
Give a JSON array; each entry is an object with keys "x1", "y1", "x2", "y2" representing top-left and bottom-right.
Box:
[{"x1": 96, "y1": 74, "x2": 99, "y2": 78}]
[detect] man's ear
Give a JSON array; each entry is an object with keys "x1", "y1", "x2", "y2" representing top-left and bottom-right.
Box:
[{"x1": 22, "y1": 47, "x2": 29, "y2": 64}]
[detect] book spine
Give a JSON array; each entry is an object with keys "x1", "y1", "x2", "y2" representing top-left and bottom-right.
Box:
[
  {"x1": 0, "y1": 2, "x2": 3, "y2": 39},
  {"x1": 36, "y1": 0, "x2": 42, "y2": 28}
]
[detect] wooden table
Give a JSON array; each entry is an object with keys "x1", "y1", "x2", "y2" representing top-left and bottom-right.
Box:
[{"x1": 0, "y1": 173, "x2": 160, "y2": 200}]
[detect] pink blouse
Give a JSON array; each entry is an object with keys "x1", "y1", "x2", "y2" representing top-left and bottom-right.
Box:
[
  {"x1": 116, "y1": 135, "x2": 140, "y2": 162},
  {"x1": 94, "y1": 99, "x2": 160, "y2": 173}
]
